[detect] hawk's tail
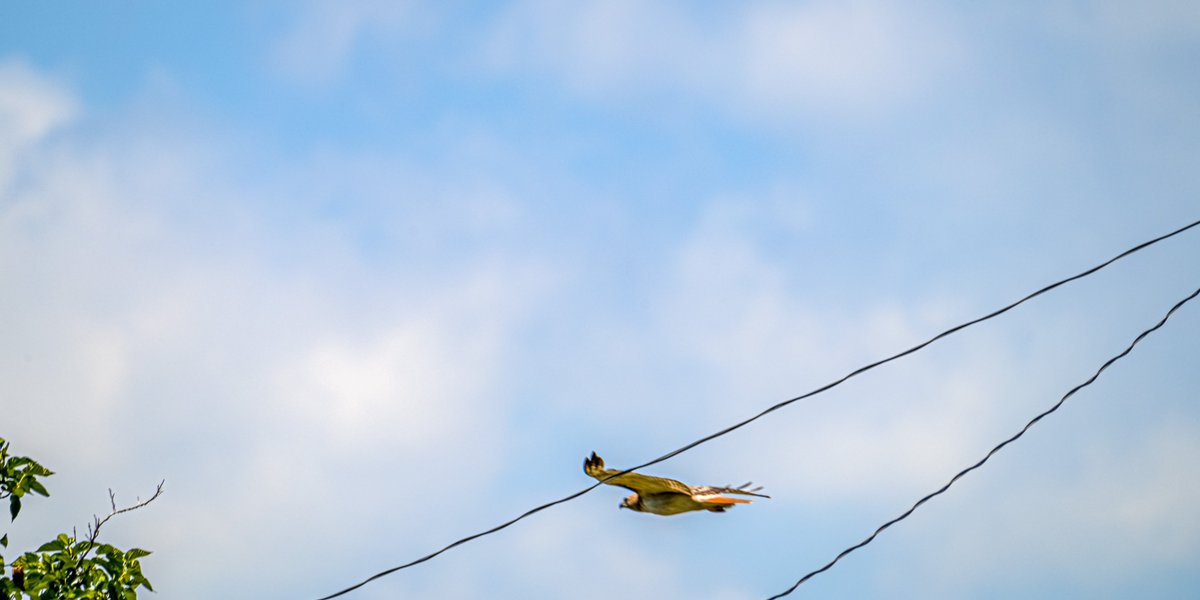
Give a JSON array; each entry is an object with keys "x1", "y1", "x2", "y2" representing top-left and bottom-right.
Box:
[
  {"x1": 700, "y1": 496, "x2": 753, "y2": 505},
  {"x1": 713, "y1": 482, "x2": 771, "y2": 499}
]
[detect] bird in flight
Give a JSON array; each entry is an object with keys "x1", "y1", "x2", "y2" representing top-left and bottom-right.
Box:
[{"x1": 584, "y1": 452, "x2": 769, "y2": 516}]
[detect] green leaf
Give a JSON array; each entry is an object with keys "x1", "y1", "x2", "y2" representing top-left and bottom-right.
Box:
[
  {"x1": 1, "y1": 533, "x2": 6, "y2": 547},
  {"x1": 36, "y1": 539, "x2": 64, "y2": 553},
  {"x1": 28, "y1": 462, "x2": 53, "y2": 478},
  {"x1": 8, "y1": 495, "x2": 19, "y2": 520},
  {"x1": 28, "y1": 480, "x2": 49, "y2": 497},
  {"x1": 125, "y1": 548, "x2": 152, "y2": 560}
]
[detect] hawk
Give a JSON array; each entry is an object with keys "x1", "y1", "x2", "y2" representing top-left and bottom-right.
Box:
[{"x1": 583, "y1": 452, "x2": 769, "y2": 516}]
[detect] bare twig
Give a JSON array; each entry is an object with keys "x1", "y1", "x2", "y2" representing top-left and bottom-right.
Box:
[{"x1": 64, "y1": 480, "x2": 165, "y2": 587}]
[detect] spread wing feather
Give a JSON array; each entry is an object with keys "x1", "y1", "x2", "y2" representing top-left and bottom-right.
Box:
[{"x1": 583, "y1": 452, "x2": 692, "y2": 495}]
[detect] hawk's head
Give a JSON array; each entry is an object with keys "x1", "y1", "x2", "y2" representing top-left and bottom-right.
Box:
[{"x1": 620, "y1": 493, "x2": 640, "y2": 511}]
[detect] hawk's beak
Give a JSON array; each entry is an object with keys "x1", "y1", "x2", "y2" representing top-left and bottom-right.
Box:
[{"x1": 618, "y1": 503, "x2": 626, "y2": 509}]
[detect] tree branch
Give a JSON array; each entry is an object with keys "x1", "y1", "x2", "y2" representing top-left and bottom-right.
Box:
[{"x1": 64, "y1": 480, "x2": 165, "y2": 587}]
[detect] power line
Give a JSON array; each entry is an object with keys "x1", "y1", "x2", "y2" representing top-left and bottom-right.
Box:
[
  {"x1": 314, "y1": 218, "x2": 1200, "y2": 600},
  {"x1": 766, "y1": 283, "x2": 1200, "y2": 599}
]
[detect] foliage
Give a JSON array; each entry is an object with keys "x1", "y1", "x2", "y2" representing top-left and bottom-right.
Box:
[
  {"x1": 0, "y1": 439, "x2": 53, "y2": 523},
  {"x1": 0, "y1": 437, "x2": 159, "y2": 599}
]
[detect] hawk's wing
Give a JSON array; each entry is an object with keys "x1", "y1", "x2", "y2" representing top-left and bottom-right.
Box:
[{"x1": 583, "y1": 452, "x2": 692, "y2": 495}]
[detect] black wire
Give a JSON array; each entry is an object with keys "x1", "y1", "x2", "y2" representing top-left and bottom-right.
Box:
[
  {"x1": 766, "y1": 283, "x2": 1200, "y2": 599},
  {"x1": 314, "y1": 218, "x2": 1200, "y2": 600}
]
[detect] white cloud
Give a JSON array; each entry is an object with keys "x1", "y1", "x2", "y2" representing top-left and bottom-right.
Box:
[
  {"x1": 272, "y1": 269, "x2": 526, "y2": 451},
  {"x1": 0, "y1": 59, "x2": 76, "y2": 191},
  {"x1": 481, "y1": 0, "x2": 963, "y2": 122},
  {"x1": 0, "y1": 59, "x2": 75, "y2": 146},
  {"x1": 482, "y1": 0, "x2": 719, "y2": 95},
  {"x1": 506, "y1": 511, "x2": 687, "y2": 599},
  {"x1": 268, "y1": 0, "x2": 423, "y2": 84},
  {"x1": 0, "y1": 63, "x2": 554, "y2": 597},
  {"x1": 5, "y1": 6, "x2": 1199, "y2": 592},
  {"x1": 1040, "y1": 0, "x2": 1200, "y2": 42},
  {"x1": 616, "y1": 188, "x2": 1200, "y2": 598},
  {"x1": 265, "y1": 0, "x2": 966, "y2": 120},
  {"x1": 736, "y1": 1, "x2": 961, "y2": 119},
  {"x1": 903, "y1": 421, "x2": 1200, "y2": 596},
  {"x1": 640, "y1": 203, "x2": 1014, "y2": 501}
]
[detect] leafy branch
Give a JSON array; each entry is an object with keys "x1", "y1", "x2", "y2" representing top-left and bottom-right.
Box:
[
  {"x1": 61, "y1": 482, "x2": 165, "y2": 591},
  {"x1": 1, "y1": 437, "x2": 162, "y2": 599},
  {"x1": 0, "y1": 439, "x2": 53, "y2": 525}
]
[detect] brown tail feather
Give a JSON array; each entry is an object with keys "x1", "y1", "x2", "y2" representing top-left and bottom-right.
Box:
[{"x1": 700, "y1": 495, "x2": 752, "y2": 505}]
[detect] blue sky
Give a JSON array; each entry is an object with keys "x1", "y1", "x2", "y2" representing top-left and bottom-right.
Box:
[{"x1": 2, "y1": 2, "x2": 1198, "y2": 598}]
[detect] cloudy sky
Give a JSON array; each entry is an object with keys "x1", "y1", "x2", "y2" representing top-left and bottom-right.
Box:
[{"x1": 2, "y1": 1, "x2": 1199, "y2": 598}]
